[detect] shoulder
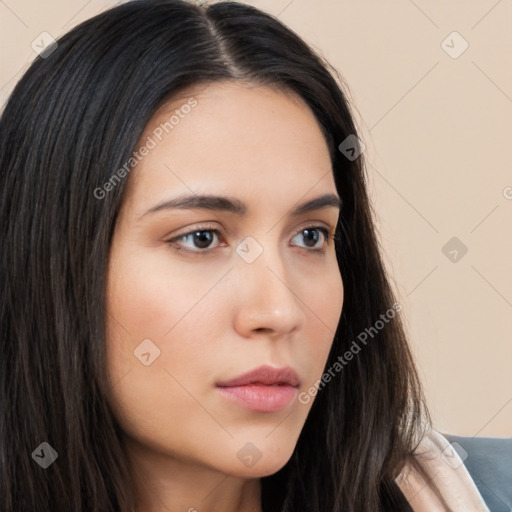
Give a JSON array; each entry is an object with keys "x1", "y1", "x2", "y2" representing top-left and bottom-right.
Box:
[{"x1": 395, "y1": 427, "x2": 492, "y2": 511}]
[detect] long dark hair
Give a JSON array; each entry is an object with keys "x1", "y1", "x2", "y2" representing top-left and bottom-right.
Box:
[{"x1": 0, "y1": 1, "x2": 441, "y2": 510}]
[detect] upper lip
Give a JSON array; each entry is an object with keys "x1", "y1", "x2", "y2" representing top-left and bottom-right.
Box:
[{"x1": 216, "y1": 365, "x2": 301, "y2": 387}]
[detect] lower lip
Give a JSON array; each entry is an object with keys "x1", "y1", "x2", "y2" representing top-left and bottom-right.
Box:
[{"x1": 216, "y1": 384, "x2": 298, "y2": 412}]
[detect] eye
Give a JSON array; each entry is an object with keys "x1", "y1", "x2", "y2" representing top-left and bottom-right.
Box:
[
  {"x1": 291, "y1": 226, "x2": 332, "y2": 252},
  {"x1": 165, "y1": 224, "x2": 335, "y2": 254},
  {"x1": 165, "y1": 224, "x2": 224, "y2": 253}
]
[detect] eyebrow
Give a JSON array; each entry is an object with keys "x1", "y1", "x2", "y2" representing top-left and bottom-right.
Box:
[{"x1": 140, "y1": 192, "x2": 342, "y2": 219}]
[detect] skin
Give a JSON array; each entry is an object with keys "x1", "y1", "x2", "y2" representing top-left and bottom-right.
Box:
[{"x1": 105, "y1": 80, "x2": 344, "y2": 512}]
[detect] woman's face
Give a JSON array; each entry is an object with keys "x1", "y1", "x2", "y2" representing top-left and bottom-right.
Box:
[{"x1": 105, "y1": 80, "x2": 343, "y2": 481}]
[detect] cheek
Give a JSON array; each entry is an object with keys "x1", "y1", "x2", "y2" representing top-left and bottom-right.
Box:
[
  {"x1": 106, "y1": 251, "x2": 177, "y2": 337},
  {"x1": 104, "y1": 243, "x2": 229, "y2": 391},
  {"x1": 106, "y1": 245, "x2": 224, "y2": 340},
  {"x1": 303, "y1": 263, "x2": 343, "y2": 371},
  {"x1": 103, "y1": 255, "x2": 224, "y2": 451},
  {"x1": 307, "y1": 259, "x2": 343, "y2": 323}
]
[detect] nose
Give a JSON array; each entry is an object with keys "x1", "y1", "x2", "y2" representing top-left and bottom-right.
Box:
[{"x1": 231, "y1": 241, "x2": 305, "y2": 338}]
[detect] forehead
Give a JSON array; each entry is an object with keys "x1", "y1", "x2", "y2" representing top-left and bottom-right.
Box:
[{"x1": 123, "y1": 80, "x2": 336, "y2": 211}]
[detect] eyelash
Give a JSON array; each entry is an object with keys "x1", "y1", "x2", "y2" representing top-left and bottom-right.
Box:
[{"x1": 165, "y1": 224, "x2": 336, "y2": 255}]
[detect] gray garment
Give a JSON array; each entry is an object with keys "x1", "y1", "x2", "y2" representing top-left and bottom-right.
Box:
[{"x1": 442, "y1": 433, "x2": 512, "y2": 512}]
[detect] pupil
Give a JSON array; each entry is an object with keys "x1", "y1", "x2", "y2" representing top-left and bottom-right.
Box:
[
  {"x1": 303, "y1": 229, "x2": 319, "y2": 247},
  {"x1": 194, "y1": 231, "x2": 213, "y2": 249}
]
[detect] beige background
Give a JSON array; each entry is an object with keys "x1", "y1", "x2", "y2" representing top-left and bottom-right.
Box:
[{"x1": 1, "y1": 0, "x2": 510, "y2": 437}]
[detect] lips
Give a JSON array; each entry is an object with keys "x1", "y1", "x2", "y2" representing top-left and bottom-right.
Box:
[
  {"x1": 216, "y1": 365, "x2": 301, "y2": 412},
  {"x1": 216, "y1": 364, "x2": 301, "y2": 388}
]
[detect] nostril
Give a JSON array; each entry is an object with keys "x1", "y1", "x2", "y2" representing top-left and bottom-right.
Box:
[{"x1": 254, "y1": 327, "x2": 272, "y2": 333}]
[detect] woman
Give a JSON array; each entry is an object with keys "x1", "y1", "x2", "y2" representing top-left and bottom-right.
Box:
[{"x1": 0, "y1": 1, "x2": 490, "y2": 511}]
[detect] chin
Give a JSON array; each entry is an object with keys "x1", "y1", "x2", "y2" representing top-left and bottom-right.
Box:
[{"x1": 221, "y1": 441, "x2": 296, "y2": 479}]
